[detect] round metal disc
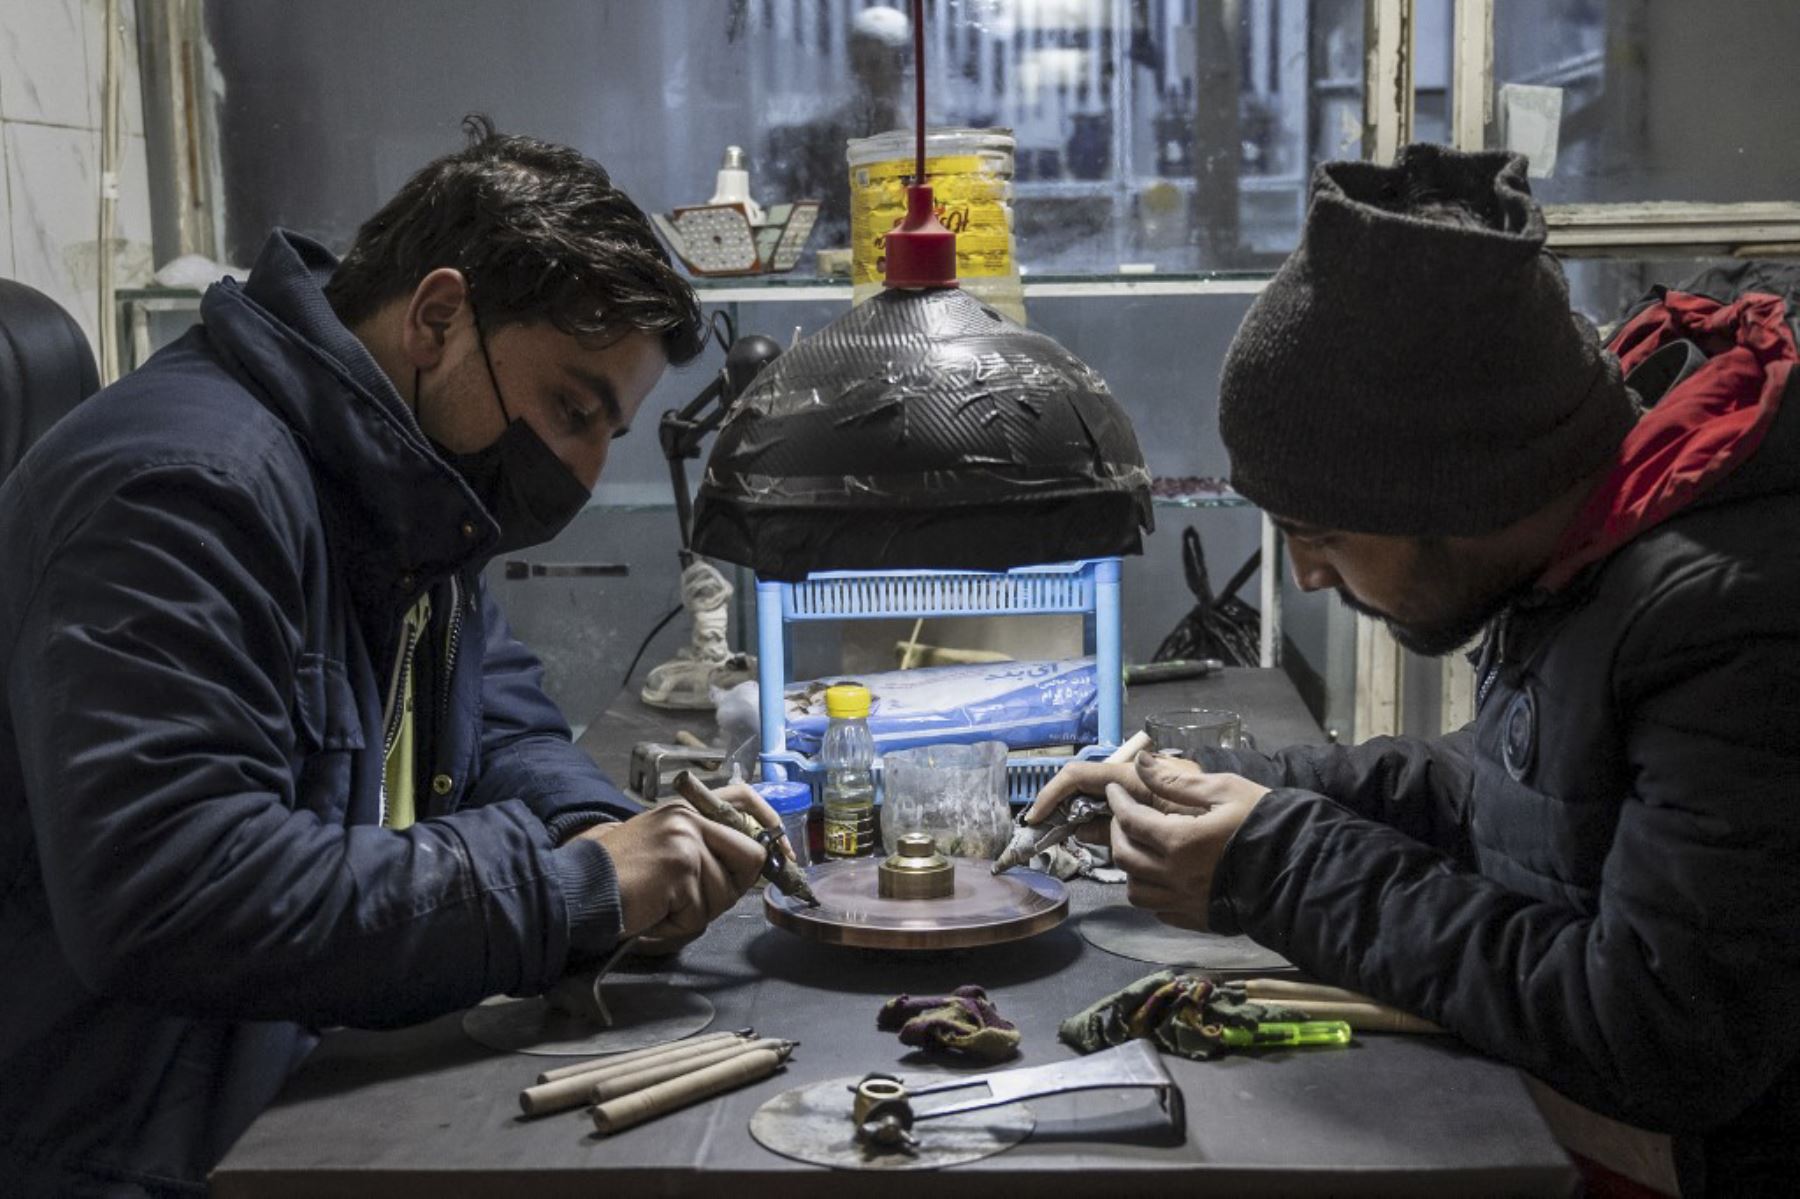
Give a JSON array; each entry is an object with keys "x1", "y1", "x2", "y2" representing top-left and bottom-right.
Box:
[
  {"x1": 751, "y1": 1075, "x2": 1034, "y2": 1171},
  {"x1": 1079, "y1": 904, "x2": 1294, "y2": 972},
  {"x1": 460, "y1": 982, "x2": 715, "y2": 1056},
  {"x1": 765, "y1": 857, "x2": 1067, "y2": 950}
]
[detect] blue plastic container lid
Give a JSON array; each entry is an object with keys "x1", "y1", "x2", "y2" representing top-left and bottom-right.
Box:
[{"x1": 753, "y1": 781, "x2": 814, "y2": 814}]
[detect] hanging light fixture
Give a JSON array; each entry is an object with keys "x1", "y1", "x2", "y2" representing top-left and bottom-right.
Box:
[{"x1": 689, "y1": 0, "x2": 1151, "y2": 581}]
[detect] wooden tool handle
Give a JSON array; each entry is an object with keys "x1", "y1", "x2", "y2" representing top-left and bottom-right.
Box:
[
  {"x1": 673, "y1": 771, "x2": 760, "y2": 838},
  {"x1": 1105, "y1": 730, "x2": 1153, "y2": 765},
  {"x1": 672, "y1": 771, "x2": 819, "y2": 907},
  {"x1": 536, "y1": 1030, "x2": 749, "y2": 1084},
  {"x1": 1239, "y1": 978, "x2": 1373, "y2": 1005},
  {"x1": 1237, "y1": 978, "x2": 1443, "y2": 1034},
  {"x1": 590, "y1": 1038, "x2": 787, "y2": 1104},
  {"x1": 591, "y1": 1046, "x2": 787, "y2": 1136},
  {"x1": 521, "y1": 1036, "x2": 768, "y2": 1117},
  {"x1": 1272, "y1": 999, "x2": 1444, "y2": 1035},
  {"x1": 519, "y1": 1070, "x2": 610, "y2": 1118}
]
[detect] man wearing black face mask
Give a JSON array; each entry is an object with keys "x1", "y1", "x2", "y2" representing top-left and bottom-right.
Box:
[
  {"x1": 421, "y1": 294, "x2": 595, "y2": 559},
  {"x1": 0, "y1": 117, "x2": 781, "y2": 1196}
]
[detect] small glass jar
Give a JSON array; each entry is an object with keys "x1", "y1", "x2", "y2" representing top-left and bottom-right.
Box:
[
  {"x1": 879, "y1": 740, "x2": 1010, "y2": 859},
  {"x1": 753, "y1": 780, "x2": 814, "y2": 869}
]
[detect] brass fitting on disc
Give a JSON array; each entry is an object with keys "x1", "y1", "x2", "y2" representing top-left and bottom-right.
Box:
[
  {"x1": 877, "y1": 834, "x2": 955, "y2": 900},
  {"x1": 852, "y1": 1073, "x2": 917, "y2": 1151}
]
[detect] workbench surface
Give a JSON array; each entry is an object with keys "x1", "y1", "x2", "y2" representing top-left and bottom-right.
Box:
[
  {"x1": 212, "y1": 671, "x2": 1573, "y2": 1198},
  {"x1": 211, "y1": 880, "x2": 1573, "y2": 1198}
]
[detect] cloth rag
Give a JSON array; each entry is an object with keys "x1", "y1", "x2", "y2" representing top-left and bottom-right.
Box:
[
  {"x1": 877, "y1": 984, "x2": 1021, "y2": 1062},
  {"x1": 1060, "y1": 969, "x2": 1309, "y2": 1060},
  {"x1": 994, "y1": 794, "x2": 1122, "y2": 880},
  {"x1": 1033, "y1": 838, "x2": 1126, "y2": 884}
]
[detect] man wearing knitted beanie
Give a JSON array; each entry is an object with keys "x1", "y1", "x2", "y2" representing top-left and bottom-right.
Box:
[{"x1": 1035, "y1": 145, "x2": 1800, "y2": 1196}]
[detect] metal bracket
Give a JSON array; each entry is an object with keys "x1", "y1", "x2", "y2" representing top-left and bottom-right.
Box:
[
  {"x1": 852, "y1": 1040, "x2": 1184, "y2": 1149},
  {"x1": 628, "y1": 741, "x2": 729, "y2": 802}
]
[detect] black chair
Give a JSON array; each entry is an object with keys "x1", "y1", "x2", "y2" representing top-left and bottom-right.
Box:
[{"x1": 0, "y1": 279, "x2": 100, "y2": 485}]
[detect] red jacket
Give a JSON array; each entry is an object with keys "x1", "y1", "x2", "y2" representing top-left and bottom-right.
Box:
[{"x1": 1542, "y1": 286, "x2": 1796, "y2": 589}]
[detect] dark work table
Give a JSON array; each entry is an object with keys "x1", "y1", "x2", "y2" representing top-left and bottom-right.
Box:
[
  {"x1": 211, "y1": 879, "x2": 1573, "y2": 1198},
  {"x1": 212, "y1": 669, "x2": 1574, "y2": 1197}
]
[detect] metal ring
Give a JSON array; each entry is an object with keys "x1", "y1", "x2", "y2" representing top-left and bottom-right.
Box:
[{"x1": 852, "y1": 1075, "x2": 909, "y2": 1125}]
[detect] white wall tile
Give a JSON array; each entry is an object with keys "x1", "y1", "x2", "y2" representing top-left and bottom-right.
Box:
[
  {"x1": 120, "y1": 0, "x2": 143, "y2": 137},
  {"x1": 0, "y1": 0, "x2": 94, "y2": 129},
  {"x1": 5, "y1": 120, "x2": 103, "y2": 351},
  {"x1": 115, "y1": 130, "x2": 153, "y2": 286},
  {"x1": 83, "y1": 0, "x2": 144, "y2": 138},
  {"x1": 0, "y1": 128, "x2": 15, "y2": 278}
]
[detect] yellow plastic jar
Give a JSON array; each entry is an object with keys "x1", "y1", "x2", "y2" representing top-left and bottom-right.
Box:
[{"x1": 846, "y1": 127, "x2": 1026, "y2": 324}]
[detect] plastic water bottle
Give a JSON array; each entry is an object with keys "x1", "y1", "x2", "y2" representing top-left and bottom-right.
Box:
[{"x1": 820, "y1": 684, "x2": 876, "y2": 859}]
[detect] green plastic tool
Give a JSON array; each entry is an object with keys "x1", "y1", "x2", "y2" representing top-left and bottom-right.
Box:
[{"x1": 1219, "y1": 1021, "x2": 1353, "y2": 1049}]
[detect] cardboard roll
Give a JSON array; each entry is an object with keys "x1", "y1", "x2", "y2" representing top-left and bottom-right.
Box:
[{"x1": 764, "y1": 856, "x2": 1067, "y2": 950}]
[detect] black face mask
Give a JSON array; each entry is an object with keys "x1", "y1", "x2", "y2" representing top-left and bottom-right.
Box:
[{"x1": 417, "y1": 308, "x2": 591, "y2": 557}]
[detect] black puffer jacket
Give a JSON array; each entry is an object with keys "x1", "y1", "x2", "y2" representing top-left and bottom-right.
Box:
[{"x1": 1204, "y1": 280, "x2": 1800, "y2": 1196}]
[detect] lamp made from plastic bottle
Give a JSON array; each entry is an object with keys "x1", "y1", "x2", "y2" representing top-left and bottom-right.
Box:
[{"x1": 688, "y1": 286, "x2": 1153, "y2": 580}]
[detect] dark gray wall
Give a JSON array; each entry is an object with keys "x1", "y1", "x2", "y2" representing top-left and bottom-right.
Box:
[{"x1": 207, "y1": 2, "x2": 765, "y2": 266}]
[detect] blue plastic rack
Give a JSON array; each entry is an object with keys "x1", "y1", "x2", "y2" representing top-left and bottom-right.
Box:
[{"x1": 757, "y1": 558, "x2": 1123, "y2": 805}]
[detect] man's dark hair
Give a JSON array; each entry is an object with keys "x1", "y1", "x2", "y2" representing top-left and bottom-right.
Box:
[{"x1": 326, "y1": 115, "x2": 705, "y2": 365}]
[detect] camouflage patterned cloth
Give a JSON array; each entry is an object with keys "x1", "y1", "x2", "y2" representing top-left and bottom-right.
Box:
[
  {"x1": 1060, "y1": 969, "x2": 1308, "y2": 1060},
  {"x1": 877, "y1": 984, "x2": 1022, "y2": 1062}
]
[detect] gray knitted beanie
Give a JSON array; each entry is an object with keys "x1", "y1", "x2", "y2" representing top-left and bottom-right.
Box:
[{"x1": 1219, "y1": 143, "x2": 1637, "y2": 536}]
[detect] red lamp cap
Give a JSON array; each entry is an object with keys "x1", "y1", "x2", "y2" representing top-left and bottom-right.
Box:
[{"x1": 882, "y1": 183, "x2": 959, "y2": 290}]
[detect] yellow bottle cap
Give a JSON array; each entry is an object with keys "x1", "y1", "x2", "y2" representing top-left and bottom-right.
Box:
[{"x1": 824, "y1": 684, "x2": 872, "y2": 720}]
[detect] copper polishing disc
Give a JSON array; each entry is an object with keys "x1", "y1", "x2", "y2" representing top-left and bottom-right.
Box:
[{"x1": 764, "y1": 857, "x2": 1068, "y2": 949}]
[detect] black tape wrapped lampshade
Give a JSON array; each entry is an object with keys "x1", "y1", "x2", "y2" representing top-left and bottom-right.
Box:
[{"x1": 689, "y1": 287, "x2": 1153, "y2": 580}]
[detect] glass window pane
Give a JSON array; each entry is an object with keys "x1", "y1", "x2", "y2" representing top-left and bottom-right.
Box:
[
  {"x1": 206, "y1": 1, "x2": 1360, "y2": 280},
  {"x1": 1410, "y1": 0, "x2": 1454, "y2": 148},
  {"x1": 1492, "y1": 0, "x2": 1800, "y2": 203},
  {"x1": 1561, "y1": 256, "x2": 1755, "y2": 334}
]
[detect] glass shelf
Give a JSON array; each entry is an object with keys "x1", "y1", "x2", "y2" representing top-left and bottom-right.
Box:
[
  {"x1": 689, "y1": 269, "x2": 1271, "y2": 297},
  {"x1": 588, "y1": 485, "x2": 1251, "y2": 513},
  {"x1": 1152, "y1": 490, "x2": 1253, "y2": 509},
  {"x1": 114, "y1": 271, "x2": 1273, "y2": 310},
  {"x1": 117, "y1": 286, "x2": 204, "y2": 300}
]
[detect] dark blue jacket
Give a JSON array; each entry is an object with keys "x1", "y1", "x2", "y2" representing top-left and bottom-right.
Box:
[{"x1": 0, "y1": 232, "x2": 631, "y2": 1196}]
